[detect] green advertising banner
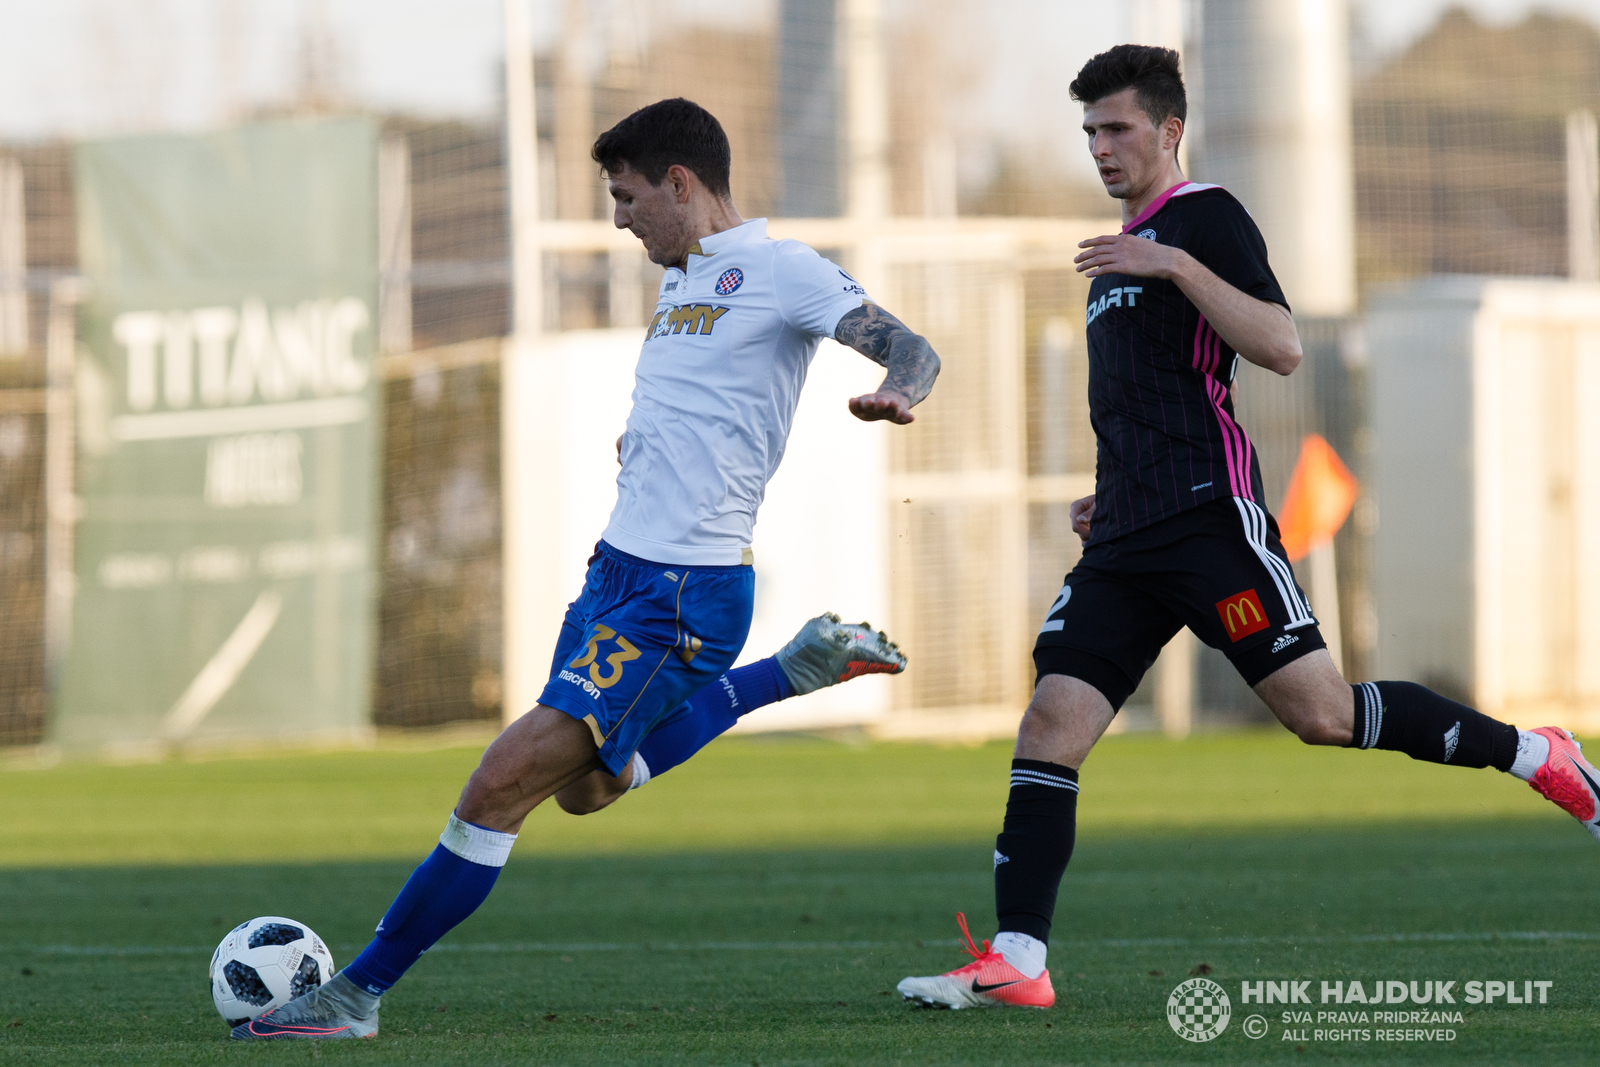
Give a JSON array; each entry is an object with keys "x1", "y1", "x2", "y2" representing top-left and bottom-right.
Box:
[{"x1": 56, "y1": 117, "x2": 381, "y2": 752}]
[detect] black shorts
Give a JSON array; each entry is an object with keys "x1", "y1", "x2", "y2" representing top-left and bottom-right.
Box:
[{"x1": 1033, "y1": 497, "x2": 1326, "y2": 710}]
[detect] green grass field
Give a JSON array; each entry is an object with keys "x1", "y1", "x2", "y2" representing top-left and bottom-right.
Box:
[{"x1": 2, "y1": 731, "x2": 1597, "y2": 1065}]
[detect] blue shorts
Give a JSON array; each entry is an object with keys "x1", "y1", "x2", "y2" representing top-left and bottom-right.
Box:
[{"x1": 538, "y1": 541, "x2": 754, "y2": 776}]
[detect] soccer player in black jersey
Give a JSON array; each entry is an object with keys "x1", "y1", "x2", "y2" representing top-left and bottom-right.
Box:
[{"x1": 897, "y1": 44, "x2": 1600, "y2": 1011}]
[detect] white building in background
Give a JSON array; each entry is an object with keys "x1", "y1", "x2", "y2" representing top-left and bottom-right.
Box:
[{"x1": 1368, "y1": 277, "x2": 1600, "y2": 732}]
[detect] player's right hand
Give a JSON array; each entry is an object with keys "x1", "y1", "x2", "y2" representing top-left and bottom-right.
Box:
[
  {"x1": 848, "y1": 391, "x2": 915, "y2": 424},
  {"x1": 1069, "y1": 494, "x2": 1095, "y2": 544}
]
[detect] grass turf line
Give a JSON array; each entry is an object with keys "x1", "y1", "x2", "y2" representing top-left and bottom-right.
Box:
[
  {"x1": 0, "y1": 731, "x2": 1567, "y2": 867},
  {"x1": 2, "y1": 732, "x2": 1597, "y2": 1064}
]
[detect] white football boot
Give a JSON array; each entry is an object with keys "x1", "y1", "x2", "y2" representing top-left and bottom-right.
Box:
[
  {"x1": 775, "y1": 612, "x2": 907, "y2": 695},
  {"x1": 230, "y1": 972, "x2": 379, "y2": 1040},
  {"x1": 897, "y1": 913, "x2": 1056, "y2": 1009}
]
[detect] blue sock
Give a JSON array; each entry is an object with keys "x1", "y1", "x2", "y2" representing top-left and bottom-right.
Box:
[
  {"x1": 340, "y1": 816, "x2": 515, "y2": 995},
  {"x1": 634, "y1": 657, "x2": 793, "y2": 779}
]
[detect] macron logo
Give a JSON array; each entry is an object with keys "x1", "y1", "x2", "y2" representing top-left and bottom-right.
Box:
[{"x1": 559, "y1": 668, "x2": 604, "y2": 701}]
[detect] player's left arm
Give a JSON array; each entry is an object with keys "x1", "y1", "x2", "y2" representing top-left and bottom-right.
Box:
[
  {"x1": 834, "y1": 304, "x2": 942, "y2": 424},
  {"x1": 1074, "y1": 234, "x2": 1302, "y2": 375}
]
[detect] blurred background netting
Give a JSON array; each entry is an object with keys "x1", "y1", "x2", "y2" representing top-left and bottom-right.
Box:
[
  {"x1": 1353, "y1": 9, "x2": 1600, "y2": 283},
  {"x1": 4, "y1": 0, "x2": 1600, "y2": 747}
]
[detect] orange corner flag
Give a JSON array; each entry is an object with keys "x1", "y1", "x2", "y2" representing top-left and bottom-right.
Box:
[{"x1": 1278, "y1": 434, "x2": 1359, "y2": 562}]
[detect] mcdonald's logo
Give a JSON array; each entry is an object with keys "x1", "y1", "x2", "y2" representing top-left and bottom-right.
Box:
[{"x1": 1215, "y1": 588, "x2": 1269, "y2": 642}]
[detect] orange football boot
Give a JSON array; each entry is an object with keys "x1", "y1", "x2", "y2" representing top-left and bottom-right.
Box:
[{"x1": 897, "y1": 913, "x2": 1055, "y2": 1009}]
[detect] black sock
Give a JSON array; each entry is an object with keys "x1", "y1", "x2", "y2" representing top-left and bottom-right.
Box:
[
  {"x1": 1348, "y1": 681, "x2": 1518, "y2": 770},
  {"x1": 994, "y1": 759, "x2": 1078, "y2": 944}
]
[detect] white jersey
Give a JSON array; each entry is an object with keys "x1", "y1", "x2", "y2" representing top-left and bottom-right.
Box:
[{"x1": 602, "y1": 218, "x2": 869, "y2": 566}]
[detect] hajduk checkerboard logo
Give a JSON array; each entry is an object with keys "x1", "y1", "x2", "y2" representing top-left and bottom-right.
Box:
[
  {"x1": 715, "y1": 267, "x2": 744, "y2": 295},
  {"x1": 1168, "y1": 977, "x2": 1231, "y2": 1042}
]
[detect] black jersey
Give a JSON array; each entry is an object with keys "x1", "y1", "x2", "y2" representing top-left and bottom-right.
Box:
[{"x1": 1082, "y1": 182, "x2": 1288, "y2": 546}]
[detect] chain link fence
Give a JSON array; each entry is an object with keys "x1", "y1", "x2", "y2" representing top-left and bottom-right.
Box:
[{"x1": 3, "y1": 4, "x2": 1598, "y2": 744}]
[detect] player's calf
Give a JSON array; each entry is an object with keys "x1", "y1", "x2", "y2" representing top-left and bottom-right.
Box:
[
  {"x1": 1265, "y1": 657, "x2": 1600, "y2": 844},
  {"x1": 1339, "y1": 679, "x2": 1518, "y2": 768},
  {"x1": 554, "y1": 753, "x2": 640, "y2": 815}
]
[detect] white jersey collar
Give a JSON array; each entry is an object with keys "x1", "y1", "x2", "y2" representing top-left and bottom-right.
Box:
[{"x1": 686, "y1": 217, "x2": 769, "y2": 259}]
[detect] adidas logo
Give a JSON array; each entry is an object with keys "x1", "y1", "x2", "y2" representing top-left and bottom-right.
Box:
[
  {"x1": 1271, "y1": 634, "x2": 1299, "y2": 653},
  {"x1": 993, "y1": 850, "x2": 1010, "y2": 869},
  {"x1": 1443, "y1": 722, "x2": 1460, "y2": 763}
]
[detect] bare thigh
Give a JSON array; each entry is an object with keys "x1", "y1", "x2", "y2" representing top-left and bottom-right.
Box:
[
  {"x1": 1015, "y1": 674, "x2": 1118, "y2": 770},
  {"x1": 455, "y1": 705, "x2": 605, "y2": 833}
]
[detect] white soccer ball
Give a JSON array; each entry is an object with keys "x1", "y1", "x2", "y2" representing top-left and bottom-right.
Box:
[{"x1": 209, "y1": 916, "x2": 336, "y2": 1026}]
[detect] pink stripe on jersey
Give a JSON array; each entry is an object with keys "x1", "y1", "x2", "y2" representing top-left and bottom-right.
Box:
[
  {"x1": 1205, "y1": 376, "x2": 1255, "y2": 500},
  {"x1": 1123, "y1": 181, "x2": 1194, "y2": 234},
  {"x1": 1193, "y1": 313, "x2": 1254, "y2": 501},
  {"x1": 1194, "y1": 313, "x2": 1223, "y2": 376}
]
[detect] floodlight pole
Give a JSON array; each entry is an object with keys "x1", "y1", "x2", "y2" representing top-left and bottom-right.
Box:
[
  {"x1": 502, "y1": 0, "x2": 557, "y2": 727},
  {"x1": 843, "y1": 0, "x2": 890, "y2": 298},
  {"x1": 1568, "y1": 109, "x2": 1600, "y2": 283},
  {"x1": 504, "y1": 0, "x2": 541, "y2": 343},
  {"x1": 44, "y1": 276, "x2": 81, "y2": 687},
  {"x1": 843, "y1": 0, "x2": 889, "y2": 229}
]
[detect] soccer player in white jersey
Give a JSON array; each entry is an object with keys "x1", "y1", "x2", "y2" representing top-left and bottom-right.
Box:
[{"x1": 233, "y1": 98, "x2": 941, "y2": 1040}]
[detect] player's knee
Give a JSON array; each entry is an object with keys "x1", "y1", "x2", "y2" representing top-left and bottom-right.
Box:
[
  {"x1": 456, "y1": 764, "x2": 516, "y2": 823},
  {"x1": 1287, "y1": 702, "x2": 1353, "y2": 747},
  {"x1": 1015, "y1": 696, "x2": 1069, "y2": 750}
]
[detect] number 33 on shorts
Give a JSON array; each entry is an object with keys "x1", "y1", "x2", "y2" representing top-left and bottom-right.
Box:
[{"x1": 567, "y1": 624, "x2": 642, "y2": 688}]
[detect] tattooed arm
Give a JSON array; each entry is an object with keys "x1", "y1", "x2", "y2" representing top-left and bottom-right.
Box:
[{"x1": 833, "y1": 304, "x2": 941, "y2": 425}]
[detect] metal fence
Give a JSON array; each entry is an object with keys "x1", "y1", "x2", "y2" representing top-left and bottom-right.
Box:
[{"x1": 4, "y1": 3, "x2": 1599, "y2": 744}]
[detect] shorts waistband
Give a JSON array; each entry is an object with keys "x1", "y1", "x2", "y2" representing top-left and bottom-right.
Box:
[{"x1": 597, "y1": 539, "x2": 753, "y2": 573}]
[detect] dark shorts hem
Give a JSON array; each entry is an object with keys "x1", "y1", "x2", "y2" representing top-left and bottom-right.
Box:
[
  {"x1": 1228, "y1": 625, "x2": 1327, "y2": 687},
  {"x1": 1032, "y1": 645, "x2": 1142, "y2": 712}
]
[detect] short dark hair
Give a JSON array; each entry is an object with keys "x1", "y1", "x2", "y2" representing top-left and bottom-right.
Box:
[
  {"x1": 591, "y1": 98, "x2": 732, "y2": 198},
  {"x1": 1069, "y1": 44, "x2": 1187, "y2": 128}
]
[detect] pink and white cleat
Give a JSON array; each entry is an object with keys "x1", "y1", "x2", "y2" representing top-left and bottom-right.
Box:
[
  {"x1": 1525, "y1": 727, "x2": 1600, "y2": 843},
  {"x1": 896, "y1": 913, "x2": 1055, "y2": 1009}
]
